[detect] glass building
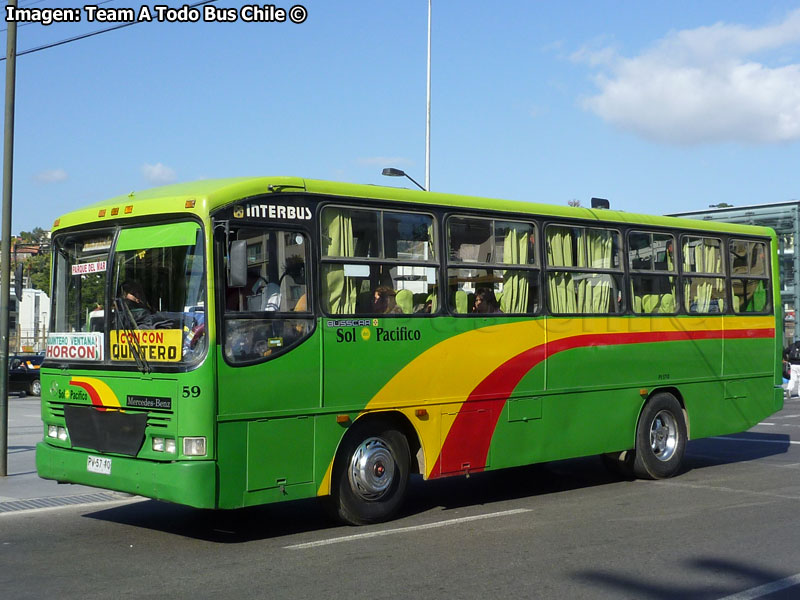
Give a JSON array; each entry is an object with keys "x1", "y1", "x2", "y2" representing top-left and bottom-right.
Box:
[{"x1": 670, "y1": 202, "x2": 799, "y2": 343}]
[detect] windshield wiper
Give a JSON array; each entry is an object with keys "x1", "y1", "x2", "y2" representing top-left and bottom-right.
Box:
[{"x1": 113, "y1": 297, "x2": 151, "y2": 374}]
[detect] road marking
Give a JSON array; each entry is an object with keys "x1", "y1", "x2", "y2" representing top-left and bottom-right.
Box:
[
  {"x1": 656, "y1": 480, "x2": 800, "y2": 501},
  {"x1": 718, "y1": 573, "x2": 800, "y2": 599},
  {"x1": 756, "y1": 422, "x2": 776, "y2": 426},
  {"x1": 285, "y1": 508, "x2": 531, "y2": 550},
  {"x1": 712, "y1": 436, "x2": 800, "y2": 445},
  {"x1": 689, "y1": 454, "x2": 800, "y2": 471}
]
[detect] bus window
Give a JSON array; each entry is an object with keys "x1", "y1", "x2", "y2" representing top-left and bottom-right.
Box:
[
  {"x1": 223, "y1": 228, "x2": 313, "y2": 364},
  {"x1": 545, "y1": 225, "x2": 623, "y2": 314},
  {"x1": 629, "y1": 231, "x2": 677, "y2": 314},
  {"x1": 51, "y1": 232, "x2": 112, "y2": 335},
  {"x1": 110, "y1": 222, "x2": 208, "y2": 365},
  {"x1": 730, "y1": 239, "x2": 770, "y2": 313},
  {"x1": 446, "y1": 216, "x2": 539, "y2": 315},
  {"x1": 681, "y1": 236, "x2": 726, "y2": 313},
  {"x1": 320, "y1": 206, "x2": 438, "y2": 315}
]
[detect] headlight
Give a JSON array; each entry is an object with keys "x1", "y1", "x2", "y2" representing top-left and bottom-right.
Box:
[
  {"x1": 48, "y1": 424, "x2": 58, "y2": 438},
  {"x1": 165, "y1": 438, "x2": 176, "y2": 454},
  {"x1": 183, "y1": 437, "x2": 206, "y2": 456},
  {"x1": 57, "y1": 426, "x2": 68, "y2": 441},
  {"x1": 152, "y1": 437, "x2": 165, "y2": 452}
]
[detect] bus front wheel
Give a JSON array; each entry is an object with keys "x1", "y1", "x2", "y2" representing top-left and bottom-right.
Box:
[
  {"x1": 632, "y1": 393, "x2": 687, "y2": 480},
  {"x1": 331, "y1": 426, "x2": 410, "y2": 525}
]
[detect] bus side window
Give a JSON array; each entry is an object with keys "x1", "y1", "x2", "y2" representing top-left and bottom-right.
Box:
[{"x1": 223, "y1": 228, "x2": 313, "y2": 364}]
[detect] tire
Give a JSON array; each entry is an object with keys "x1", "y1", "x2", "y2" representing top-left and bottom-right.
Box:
[
  {"x1": 331, "y1": 425, "x2": 410, "y2": 525},
  {"x1": 29, "y1": 379, "x2": 41, "y2": 396},
  {"x1": 632, "y1": 393, "x2": 687, "y2": 480}
]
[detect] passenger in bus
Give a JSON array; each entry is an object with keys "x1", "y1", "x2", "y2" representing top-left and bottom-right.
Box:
[
  {"x1": 373, "y1": 286, "x2": 403, "y2": 314},
  {"x1": 415, "y1": 298, "x2": 433, "y2": 313},
  {"x1": 119, "y1": 280, "x2": 154, "y2": 326},
  {"x1": 473, "y1": 288, "x2": 501, "y2": 314},
  {"x1": 244, "y1": 268, "x2": 281, "y2": 312}
]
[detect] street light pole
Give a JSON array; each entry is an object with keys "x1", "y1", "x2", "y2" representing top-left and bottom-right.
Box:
[
  {"x1": 381, "y1": 167, "x2": 425, "y2": 191},
  {"x1": 425, "y1": 0, "x2": 431, "y2": 192},
  {"x1": 0, "y1": 0, "x2": 18, "y2": 477}
]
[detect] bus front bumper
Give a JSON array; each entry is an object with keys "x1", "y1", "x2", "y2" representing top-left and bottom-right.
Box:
[{"x1": 36, "y1": 442, "x2": 218, "y2": 509}]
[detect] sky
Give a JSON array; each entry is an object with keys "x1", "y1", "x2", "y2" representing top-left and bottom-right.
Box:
[{"x1": 2, "y1": 0, "x2": 800, "y2": 233}]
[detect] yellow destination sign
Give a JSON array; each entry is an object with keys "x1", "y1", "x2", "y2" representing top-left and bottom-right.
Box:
[{"x1": 110, "y1": 329, "x2": 182, "y2": 362}]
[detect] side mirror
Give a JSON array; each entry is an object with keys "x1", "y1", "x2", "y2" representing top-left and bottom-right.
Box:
[{"x1": 228, "y1": 240, "x2": 247, "y2": 288}]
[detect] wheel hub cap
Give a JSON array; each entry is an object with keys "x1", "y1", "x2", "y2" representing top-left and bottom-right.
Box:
[
  {"x1": 650, "y1": 410, "x2": 678, "y2": 461},
  {"x1": 348, "y1": 437, "x2": 395, "y2": 501}
]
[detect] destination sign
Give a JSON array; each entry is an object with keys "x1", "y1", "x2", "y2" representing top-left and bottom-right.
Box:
[
  {"x1": 71, "y1": 260, "x2": 107, "y2": 276},
  {"x1": 46, "y1": 332, "x2": 104, "y2": 361},
  {"x1": 111, "y1": 329, "x2": 182, "y2": 362}
]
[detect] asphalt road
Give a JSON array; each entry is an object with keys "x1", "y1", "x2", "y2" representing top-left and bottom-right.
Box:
[{"x1": 1, "y1": 397, "x2": 799, "y2": 600}]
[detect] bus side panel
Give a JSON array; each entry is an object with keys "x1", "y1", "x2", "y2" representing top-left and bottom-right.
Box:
[
  {"x1": 487, "y1": 321, "x2": 747, "y2": 469},
  {"x1": 216, "y1": 329, "x2": 322, "y2": 418},
  {"x1": 320, "y1": 316, "x2": 477, "y2": 410},
  {"x1": 216, "y1": 418, "x2": 319, "y2": 509},
  {"x1": 214, "y1": 330, "x2": 322, "y2": 509},
  {"x1": 682, "y1": 376, "x2": 776, "y2": 440},
  {"x1": 489, "y1": 387, "x2": 644, "y2": 470}
]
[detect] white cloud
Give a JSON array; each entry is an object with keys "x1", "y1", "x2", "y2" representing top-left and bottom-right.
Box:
[
  {"x1": 575, "y1": 10, "x2": 800, "y2": 144},
  {"x1": 33, "y1": 168, "x2": 68, "y2": 184},
  {"x1": 141, "y1": 162, "x2": 177, "y2": 185}
]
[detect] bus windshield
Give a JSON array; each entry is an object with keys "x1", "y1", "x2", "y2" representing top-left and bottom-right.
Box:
[{"x1": 49, "y1": 221, "x2": 207, "y2": 366}]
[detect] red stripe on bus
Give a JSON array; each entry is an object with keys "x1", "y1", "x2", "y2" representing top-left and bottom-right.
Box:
[
  {"x1": 430, "y1": 326, "x2": 774, "y2": 477},
  {"x1": 69, "y1": 379, "x2": 106, "y2": 411}
]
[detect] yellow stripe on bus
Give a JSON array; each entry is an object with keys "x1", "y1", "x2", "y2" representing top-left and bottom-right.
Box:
[{"x1": 316, "y1": 314, "x2": 774, "y2": 495}]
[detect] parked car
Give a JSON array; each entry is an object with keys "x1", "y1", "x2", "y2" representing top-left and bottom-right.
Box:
[{"x1": 9, "y1": 354, "x2": 44, "y2": 396}]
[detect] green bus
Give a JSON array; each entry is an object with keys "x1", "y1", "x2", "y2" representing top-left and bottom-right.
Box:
[{"x1": 36, "y1": 177, "x2": 783, "y2": 524}]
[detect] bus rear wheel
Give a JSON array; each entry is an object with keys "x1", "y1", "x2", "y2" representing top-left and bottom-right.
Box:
[
  {"x1": 632, "y1": 393, "x2": 687, "y2": 480},
  {"x1": 331, "y1": 426, "x2": 410, "y2": 525}
]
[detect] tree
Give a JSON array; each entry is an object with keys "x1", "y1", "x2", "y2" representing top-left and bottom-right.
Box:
[
  {"x1": 25, "y1": 253, "x2": 51, "y2": 295},
  {"x1": 17, "y1": 227, "x2": 49, "y2": 244}
]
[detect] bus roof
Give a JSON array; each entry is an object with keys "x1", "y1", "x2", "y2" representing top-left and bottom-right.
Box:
[{"x1": 52, "y1": 176, "x2": 775, "y2": 238}]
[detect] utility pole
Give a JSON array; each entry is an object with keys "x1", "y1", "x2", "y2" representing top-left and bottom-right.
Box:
[
  {"x1": 1, "y1": 1, "x2": 18, "y2": 476},
  {"x1": 425, "y1": 0, "x2": 431, "y2": 191}
]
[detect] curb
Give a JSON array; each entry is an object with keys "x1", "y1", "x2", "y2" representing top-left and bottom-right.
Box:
[{"x1": 0, "y1": 492, "x2": 138, "y2": 514}]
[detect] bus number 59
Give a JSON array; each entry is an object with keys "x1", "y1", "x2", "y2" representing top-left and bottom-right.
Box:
[{"x1": 182, "y1": 386, "x2": 201, "y2": 398}]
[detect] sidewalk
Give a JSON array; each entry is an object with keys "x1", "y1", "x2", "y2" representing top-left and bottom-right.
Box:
[{"x1": 0, "y1": 396, "x2": 133, "y2": 513}]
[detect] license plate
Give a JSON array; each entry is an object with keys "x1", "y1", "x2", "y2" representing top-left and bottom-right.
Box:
[{"x1": 87, "y1": 455, "x2": 111, "y2": 475}]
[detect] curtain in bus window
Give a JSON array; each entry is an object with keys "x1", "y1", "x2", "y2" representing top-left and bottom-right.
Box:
[
  {"x1": 662, "y1": 237, "x2": 676, "y2": 313},
  {"x1": 750, "y1": 242, "x2": 766, "y2": 276},
  {"x1": 501, "y1": 223, "x2": 529, "y2": 313},
  {"x1": 706, "y1": 240, "x2": 725, "y2": 311},
  {"x1": 321, "y1": 209, "x2": 357, "y2": 313},
  {"x1": 546, "y1": 227, "x2": 576, "y2": 313},
  {"x1": 427, "y1": 220, "x2": 438, "y2": 312},
  {"x1": 683, "y1": 238, "x2": 711, "y2": 311},
  {"x1": 684, "y1": 237, "x2": 724, "y2": 313},
  {"x1": 577, "y1": 229, "x2": 613, "y2": 313},
  {"x1": 683, "y1": 239, "x2": 693, "y2": 311}
]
